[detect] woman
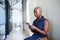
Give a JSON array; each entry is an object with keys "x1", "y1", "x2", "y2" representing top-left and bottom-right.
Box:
[{"x1": 24, "y1": 7, "x2": 50, "y2": 40}]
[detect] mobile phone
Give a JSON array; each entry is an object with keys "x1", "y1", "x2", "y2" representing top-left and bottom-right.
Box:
[{"x1": 26, "y1": 23, "x2": 30, "y2": 25}]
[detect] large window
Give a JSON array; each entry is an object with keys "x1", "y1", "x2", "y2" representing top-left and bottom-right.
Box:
[
  {"x1": 0, "y1": 0, "x2": 5, "y2": 40},
  {"x1": 9, "y1": 0, "x2": 23, "y2": 28}
]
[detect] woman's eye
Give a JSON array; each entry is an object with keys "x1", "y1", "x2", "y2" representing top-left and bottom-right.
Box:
[{"x1": 34, "y1": 12, "x2": 37, "y2": 13}]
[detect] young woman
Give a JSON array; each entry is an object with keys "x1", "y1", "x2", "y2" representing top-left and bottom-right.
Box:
[{"x1": 24, "y1": 7, "x2": 50, "y2": 40}]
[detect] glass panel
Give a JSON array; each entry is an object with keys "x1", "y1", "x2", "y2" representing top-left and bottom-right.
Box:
[
  {"x1": 9, "y1": 0, "x2": 21, "y2": 6},
  {"x1": 0, "y1": 0, "x2": 5, "y2": 40},
  {"x1": 9, "y1": 0, "x2": 22, "y2": 30}
]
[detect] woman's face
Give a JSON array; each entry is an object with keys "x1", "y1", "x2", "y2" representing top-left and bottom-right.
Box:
[{"x1": 34, "y1": 9, "x2": 42, "y2": 18}]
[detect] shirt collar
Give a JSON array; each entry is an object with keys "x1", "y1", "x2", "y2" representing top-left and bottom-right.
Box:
[{"x1": 36, "y1": 16, "x2": 44, "y2": 21}]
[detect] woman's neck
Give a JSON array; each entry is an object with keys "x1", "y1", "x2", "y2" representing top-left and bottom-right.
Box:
[{"x1": 37, "y1": 15, "x2": 42, "y2": 21}]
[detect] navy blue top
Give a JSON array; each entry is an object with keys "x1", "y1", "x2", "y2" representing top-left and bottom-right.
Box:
[
  {"x1": 24, "y1": 16, "x2": 47, "y2": 40},
  {"x1": 32, "y1": 16, "x2": 47, "y2": 38}
]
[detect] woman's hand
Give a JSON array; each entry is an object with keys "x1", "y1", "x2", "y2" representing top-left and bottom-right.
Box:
[{"x1": 29, "y1": 25, "x2": 37, "y2": 30}]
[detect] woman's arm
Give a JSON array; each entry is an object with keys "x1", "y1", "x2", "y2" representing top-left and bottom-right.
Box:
[
  {"x1": 35, "y1": 19, "x2": 50, "y2": 35},
  {"x1": 29, "y1": 19, "x2": 50, "y2": 35}
]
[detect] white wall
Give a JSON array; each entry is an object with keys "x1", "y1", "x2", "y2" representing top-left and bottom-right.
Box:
[{"x1": 28, "y1": 0, "x2": 60, "y2": 40}]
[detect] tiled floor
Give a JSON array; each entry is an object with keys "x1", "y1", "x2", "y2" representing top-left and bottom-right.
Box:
[{"x1": 6, "y1": 27, "x2": 29, "y2": 40}]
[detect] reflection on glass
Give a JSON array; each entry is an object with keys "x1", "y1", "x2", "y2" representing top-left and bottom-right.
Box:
[
  {"x1": 9, "y1": 0, "x2": 22, "y2": 29},
  {"x1": 0, "y1": 0, "x2": 5, "y2": 40}
]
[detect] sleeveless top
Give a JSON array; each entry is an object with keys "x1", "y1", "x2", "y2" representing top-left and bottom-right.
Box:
[
  {"x1": 32, "y1": 16, "x2": 47, "y2": 38},
  {"x1": 24, "y1": 16, "x2": 47, "y2": 40}
]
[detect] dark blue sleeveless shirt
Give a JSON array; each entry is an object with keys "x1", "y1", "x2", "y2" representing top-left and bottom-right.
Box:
[
  {"x1": 32, "y1": 16, "x2": 47, "y2": 38},
  {"x1": 24, "y1": 16, "x2": 47, "y2": 40}
]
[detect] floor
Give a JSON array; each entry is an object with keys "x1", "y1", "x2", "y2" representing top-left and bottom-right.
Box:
[{"x1": 6, "y1": 27, "x2": 29, "y2": 40}]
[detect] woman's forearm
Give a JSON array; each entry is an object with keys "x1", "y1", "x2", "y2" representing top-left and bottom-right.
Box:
[{"x1": 35, "y1": 27, "x2": 47, "y2": 35}]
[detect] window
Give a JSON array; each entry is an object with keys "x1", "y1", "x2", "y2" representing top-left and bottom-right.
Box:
[{"x1": 0, "y1": 0, "x2": 5, "y2": 40}]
